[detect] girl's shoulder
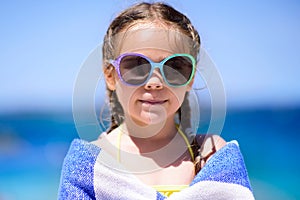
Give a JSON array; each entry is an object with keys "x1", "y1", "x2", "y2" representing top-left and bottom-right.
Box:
[
  {"x1": 194, "y1": 134, "x2": 227, "y2": 171},
  {"x1": 91, "y1": 129, "x2": 118, "y2": 147},
  {"x1": 195, "y1": 134, "x2": 226, "y2": 152}
]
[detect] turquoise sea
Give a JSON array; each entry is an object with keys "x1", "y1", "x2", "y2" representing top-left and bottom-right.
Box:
[{"x1": 0, "y1": 107, "x2": 299, "y2": 200}]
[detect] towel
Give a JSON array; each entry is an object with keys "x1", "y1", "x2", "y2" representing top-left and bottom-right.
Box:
[{"x1": 58, "y1": 139, "x2": 255, "y2": 199}]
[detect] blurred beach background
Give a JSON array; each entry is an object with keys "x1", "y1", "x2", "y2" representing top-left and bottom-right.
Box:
[{"x1": 0, "y1": 1, "x2": 299, "y2": 199}]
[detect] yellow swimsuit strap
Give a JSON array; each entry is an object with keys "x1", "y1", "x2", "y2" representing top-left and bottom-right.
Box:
[
  {"x1": 116, "y1": 124, "x2": 194, "y2": 162},
  {"x1": 176, "y1": 124, "x2": 194, "y2": 161},
  {"x1": 152, "y1": 185, "x2": 189, "y2": 197}
]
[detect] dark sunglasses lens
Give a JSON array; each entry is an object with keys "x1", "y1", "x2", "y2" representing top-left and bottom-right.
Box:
[
  {"x1": 119, "y1": 55, "x2": 151, "y2": 85},
  {"x1": 163, "y1": 56, "x2": 193, "y2": 86}
]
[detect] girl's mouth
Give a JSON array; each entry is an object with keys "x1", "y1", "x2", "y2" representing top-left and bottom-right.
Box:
[{"x1": 139, "y1": 100, "x2": 168, "y2": 105}]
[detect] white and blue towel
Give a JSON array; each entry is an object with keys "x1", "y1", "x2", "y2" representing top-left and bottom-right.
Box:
[{"x1": 58, "y1": 139, "x2": 255, "y2": 199}]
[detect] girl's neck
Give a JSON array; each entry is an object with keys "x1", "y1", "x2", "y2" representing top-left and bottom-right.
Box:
[{"x1": 120, "y1": 116, "x2": 177, "y2": 153}]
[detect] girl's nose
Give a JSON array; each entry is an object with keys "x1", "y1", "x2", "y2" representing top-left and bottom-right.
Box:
[{"x1": 144, "y1": 70, "x2": 163, "y2": 90}]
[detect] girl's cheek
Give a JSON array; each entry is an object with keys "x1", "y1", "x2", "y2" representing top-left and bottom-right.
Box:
[
  {"x1": 170, "y1": 87, "x2": 188, "y2": 103},
  {"x1": 115, "y1": 83, "x2": 137, "y2": 109}
]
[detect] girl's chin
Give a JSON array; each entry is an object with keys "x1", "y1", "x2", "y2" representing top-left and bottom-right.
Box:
[
  {"x1": 126, "y1": 103, "x2": 177, "y2": 126},
  {"x1": 135, "y1": 113, "x2": 166, "y2": 126},
  {"x1": 126, "y1": 110, "x2": 167, "y2": 127}
]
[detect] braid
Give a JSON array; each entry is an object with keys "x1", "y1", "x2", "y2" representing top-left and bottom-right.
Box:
[
  {"x1": 178, "y1": 92, "x2": 192, "y2": 140},
  {"x1": 106, "y1": 90, "x2": 124, "y2": 134},
  {"x1": 192, "y1": 136, "x2": 204, "y2": 174},
  {"x1": 178, "y1": 92, "x2": 202, "y2": 173}
]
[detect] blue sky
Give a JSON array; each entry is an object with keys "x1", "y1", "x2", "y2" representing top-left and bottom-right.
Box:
[{"x1": 1, "y1": 0, "x2": 300, "y2": 112}]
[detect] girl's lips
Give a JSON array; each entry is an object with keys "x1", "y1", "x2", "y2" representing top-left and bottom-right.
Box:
[{"x1": 139, "y1": 100, "x2": 168, "y2": 105}]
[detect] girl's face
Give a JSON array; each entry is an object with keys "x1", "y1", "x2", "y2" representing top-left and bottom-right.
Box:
[{"x1": 106, "y1": 26, "x2": 194, "y2": 126}]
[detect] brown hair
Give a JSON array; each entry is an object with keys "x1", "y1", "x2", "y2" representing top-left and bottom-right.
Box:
[{"x1": 102, "y1": 2, "x2": 203, "y2": 173}]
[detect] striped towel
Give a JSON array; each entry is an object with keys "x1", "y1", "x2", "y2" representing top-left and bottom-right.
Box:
[{"x1": 58, "y1": 139, "x2": 255, "y2": 199}]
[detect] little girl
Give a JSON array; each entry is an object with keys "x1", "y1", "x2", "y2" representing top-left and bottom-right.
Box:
[{"x1": 58, "y1": 2, "x2": 254, "y2": 199}]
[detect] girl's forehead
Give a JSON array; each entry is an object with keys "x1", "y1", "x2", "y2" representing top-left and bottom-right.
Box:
[{"x1": 115, "y1": 27, "x2": 193, "y2": 55}]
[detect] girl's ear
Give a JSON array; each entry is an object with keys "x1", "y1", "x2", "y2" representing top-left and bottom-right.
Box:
[{"x1": 104, "y1": 65, "x2": 116, "y2": 91}]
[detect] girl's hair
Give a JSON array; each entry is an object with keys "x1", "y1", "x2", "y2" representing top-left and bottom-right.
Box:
[{"x1": 102, "y1": 2, "x2": 202, "y2": 173}]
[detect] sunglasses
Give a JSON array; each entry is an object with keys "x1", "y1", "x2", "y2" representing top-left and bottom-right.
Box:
[{"x1": 110, "y1": 53, "x2": 196, "y2": 87}]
